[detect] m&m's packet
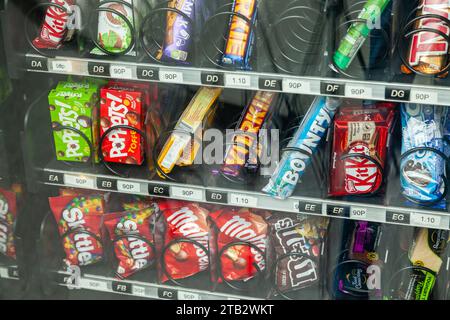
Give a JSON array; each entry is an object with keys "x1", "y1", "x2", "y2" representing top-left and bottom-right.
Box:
[{"x1": 49, "y1": 195, "x2": 105, "y2": 267}]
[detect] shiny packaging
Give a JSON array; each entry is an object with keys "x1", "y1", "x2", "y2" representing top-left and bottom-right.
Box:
[
  {"x1": 401, "y1": 0, "x2": 450, "y2": 76},
  {"x1": 221, "y1": 91, "x2": 277, "y2": 179},
  {"x1": 263, "y1": 96, "x2": 341, "y2": 200},
  {"x1": 161, "y1": 0, "x2": 196, "y2": 63},
  {"x1": 400, "y1": 104, "x2": 446, "y2": 206},
  {"x1": 222, "y1": 0, "x2": 258, "y2": 70}
]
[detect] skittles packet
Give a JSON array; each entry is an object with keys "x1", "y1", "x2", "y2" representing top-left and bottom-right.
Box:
[
  {"x1": 0, "y1": 188, "x2": 17, "y2": 259},
  {"x1": 105, "y1": 208, "x2": 156, "y2": 279},
  {"x1": 49, "y1": 195, "x2": 105, "y2": 267}
]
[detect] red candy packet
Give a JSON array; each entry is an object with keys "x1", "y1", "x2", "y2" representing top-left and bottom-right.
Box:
[
  {"x1": 209, "y1": 208, "x2": 269, "y2": 284},
  {"x1": 49, "y1": 195, "x2": 105, "y2": 267},
  {"x1": 329, "y1": 102, "x2": 396, "y2": 196},
  {"x1": 104, "y1": 208, "x2": 156, "y2": 279},
  {"x1": 0, "y1": 188, "x2": 18, "y2": 259},
  {"x1": 156, "y1": 200, "x2": 210, "y2": 283}
]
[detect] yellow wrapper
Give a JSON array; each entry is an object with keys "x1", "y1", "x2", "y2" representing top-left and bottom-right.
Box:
[{"x1": 157, "y1": 87, "x2": 222, "y2": 176}]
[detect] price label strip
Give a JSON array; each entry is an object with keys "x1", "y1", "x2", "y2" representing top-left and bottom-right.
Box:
[
  {"x1": 411, "y1": 213, "x2": 442, "y2": 229},
  {"x1": 229, "y1": 193, "x2": 258, "y2": 207},
  {"x1": 64, "y1": 174, "x2": 95, "y2": 189},
  {"x1": 110, "y1": 65, "x2": 133, "y2": 79},
  {"x1": 159, "y1": 70, "x2": 184, "y2": 83},
  {"x1": 51, "y1": 60, "x2": 73, "y2": 73},
  {"x1": 117, "y1": 180, "x2": 141, "y2": 193},
  {"x1": 171, "y1": 186, "x2": 204, "y2": 201},
  {"x1": 225, "y1": 74, "x2": 251, "y2": 88}
]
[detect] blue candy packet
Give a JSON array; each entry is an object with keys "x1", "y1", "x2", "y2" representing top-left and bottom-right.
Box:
[
  {"x1": 400, "y1": 104, "x2": 447, "y2": 208},
  {"x1": 262, "y1": 96, "x2": 342, "y2": 200}
]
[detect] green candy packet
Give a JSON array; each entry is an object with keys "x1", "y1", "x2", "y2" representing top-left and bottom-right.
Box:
[{"x1": 49, "y1": 82, "x2": 100, "y2": 163}]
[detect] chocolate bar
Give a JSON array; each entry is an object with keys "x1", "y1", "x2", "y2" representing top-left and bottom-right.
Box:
[
  {"x1": 33, "y1": 0, "x2": 77, "y2": 49},
  {"x1": 221, "y1": 91, "x2": 277, "y2": 179},
  {"x1": 329, "y1": 103, "x2": 396, "y2": 196},
  {"x1": 222, "y1": 0, "x2": 258, "y2": 70},
  {"x1": 161, "y1": 0, "x2": 196, "y2": 63},
  {"x1": 263, "y1": 96, "x2": 342, "y2": 200},
  {"x1": 401, "y1": 0, "x2": 450, "y2": 77},
  {"x1": 157, "y1": 87, "x2": 222, "y2": 177}
]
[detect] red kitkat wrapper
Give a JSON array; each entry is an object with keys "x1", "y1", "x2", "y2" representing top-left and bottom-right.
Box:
[
  {"x1": 49, "y1": 195, "x2": 105, "y2": 267},
  {"x1": 100, "y1": 84, "x2": 145, "y2": 165},
  {"x1": 0, "y1": 188, "x2": 17, "y2": 259},
  {"x1": 33, "y1": 0, "x2": 76, "y2": 49},
  {"x1": 105, "y1": 207, "x2": 156, "y2": 279},
  {"x1": 159, "y1": 201, "x2": 210, "y2": 283},
  {"x1": 329, "y1": 102, "x2": 396, "y2": 196},
  {"x1": 210, "y1": 208, "x2": 268, "y2": 283}
]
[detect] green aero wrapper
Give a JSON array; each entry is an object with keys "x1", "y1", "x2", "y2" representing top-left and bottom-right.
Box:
[
  {"x1": 333, "y1": 0, "x2": 391, "y2": 71},
  {"x1": 262, "y1": 96, "x2": 341, "y2": 200}
]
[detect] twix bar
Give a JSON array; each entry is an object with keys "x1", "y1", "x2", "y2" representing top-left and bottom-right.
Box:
[
  {"x1": 221, "y1": 91, "x2": 276, "y2": 178},
  {"x1": 402, "y1": 0, "x2": 450, "y2": 76}
]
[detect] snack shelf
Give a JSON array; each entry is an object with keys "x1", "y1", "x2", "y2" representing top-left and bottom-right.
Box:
[
  {"x1": 24, "y1": 54, "x2": 450, "y2": 107},
  {"x1": 54, "y1": 270, "x2": 256, "y2": 300},
  {"x1": 40, "y1": 168, "x2": 450, "y2": 231}
]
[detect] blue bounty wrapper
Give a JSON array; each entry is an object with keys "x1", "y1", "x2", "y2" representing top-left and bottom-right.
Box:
[{"x1": 262, "y1": 96, "x2": 342, "y2": 200}]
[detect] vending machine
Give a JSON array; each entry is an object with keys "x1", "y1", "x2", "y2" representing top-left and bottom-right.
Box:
[{"x1": 0, "y1": 0, "x2": 449, "y2": 301}]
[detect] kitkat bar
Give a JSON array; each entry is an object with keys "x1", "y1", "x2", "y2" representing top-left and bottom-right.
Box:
[
  {"x1": 33, "y1": 0, "x2": 76, "y2": 49},
  {"x1": 401, "y1": 0, "x2": 450, "y2": 77},
  {"x1": 100, "y1": 84, "x2": 146, "y2": 165},
  {"x1": 329, "y1": 103, "x2": 396, "y2": 196}
]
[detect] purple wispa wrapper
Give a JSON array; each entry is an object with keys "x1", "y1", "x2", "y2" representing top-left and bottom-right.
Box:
[{"x1": 161, "y1": 0, "x2": 195, "y2": 63}]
